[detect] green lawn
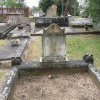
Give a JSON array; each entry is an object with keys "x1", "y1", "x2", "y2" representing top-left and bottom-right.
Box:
[{"x1": 66, "y1": 35, "x2": 100, "y2": 69}]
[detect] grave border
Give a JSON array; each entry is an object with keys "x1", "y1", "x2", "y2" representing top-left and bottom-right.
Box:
[{"x1": 0, "y1": 60, "x2": 100, "y2": 100}]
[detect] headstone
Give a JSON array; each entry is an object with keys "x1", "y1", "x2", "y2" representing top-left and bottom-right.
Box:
[
  {"x1": 42, "y1": 24, "x2": 67, "y2": 62},
  {"x1": 47, "y1": 4, "x2": 57, "y2": 17}
]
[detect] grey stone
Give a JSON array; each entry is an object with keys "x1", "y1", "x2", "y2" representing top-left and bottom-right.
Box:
[
  {"x1": 11, "y1": 39, "x2": 20, "y2": 46},
  {"x1": 83, "y1": 54, "x2": 94, "y2": 64},
  {"x1": 42, "y1": 24, "x2": 67, "y2": 62}
]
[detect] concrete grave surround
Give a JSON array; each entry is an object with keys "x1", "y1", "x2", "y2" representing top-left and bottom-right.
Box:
[{"x1": 42, "y1": 24, "x2": 67, "y2": 62}]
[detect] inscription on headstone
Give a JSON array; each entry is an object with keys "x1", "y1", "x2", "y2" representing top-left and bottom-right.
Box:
[{"x1": 42, "y1": 24, "x2": 67, "y2": 62}]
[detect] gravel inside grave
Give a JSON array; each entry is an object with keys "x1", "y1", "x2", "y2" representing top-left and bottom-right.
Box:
[{"x1": 13, "y1": 73, "x2": 100, "y2": 100}]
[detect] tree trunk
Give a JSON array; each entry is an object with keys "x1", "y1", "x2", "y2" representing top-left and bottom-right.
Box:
[{"x1": 64, "y1": 0, "x2": 72, "y2": 16}]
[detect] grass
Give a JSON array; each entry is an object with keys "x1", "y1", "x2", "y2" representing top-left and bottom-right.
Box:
[
  {"x1": 67, "y1": 35, "x2": 100, "y2": 69},
  {"x1": 22, "y1": 34, "x2": 100, "y2": 69},
  {"x1": 25, "y1": 37, "x2": 42, "y2": 61},
  {"x1": 0, "y1": 40, "x2": 8, "y2": 48}
]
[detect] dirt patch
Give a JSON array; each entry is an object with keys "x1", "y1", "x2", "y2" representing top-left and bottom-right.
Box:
[{"x1": 13, "y1": 73, "x2": 100, "y2": 100}]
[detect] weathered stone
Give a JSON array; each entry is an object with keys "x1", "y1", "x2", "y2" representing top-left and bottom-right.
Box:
[
  {"x1": 11, "y1": 57, "x2": 22, "y2": 66},
  {"x1": 83, "y1": 54, "x2": 94, "y2": 64},
  {"x1": 11, "y1": 39, "x2": 20, "y2": 46},
  {"x1": 42, "y1": 24, "x2": 67, "y2": 62},
  {"x1": 47, "y1": 4, "x2": 57, "y2": 17},
  {"x1": 0, "y1": 60, "x2": 11, "y2": 68},
  {"x1": 18, "y1": 25, "x2": 23, "y2": 29},
  {"x1": 35, "y1": 17, "x2": 69, "y2": 28}
]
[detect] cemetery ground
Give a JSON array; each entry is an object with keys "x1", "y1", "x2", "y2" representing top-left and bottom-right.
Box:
[
  {"x1": 14, "y1": 72, "x2": 100, "y2": 100},
  {"x1": 25, "y1": 34, "x2": 100, "y2": 69},
  {"x1": 0, "y1": 40, "x2": 10, "y2": 90},
  {"x1": 67, "y1": 34, "x2": 100, "y2": 69},
  {"x1": 0, "y1": 22, "x2": 100, "y2": 99}
]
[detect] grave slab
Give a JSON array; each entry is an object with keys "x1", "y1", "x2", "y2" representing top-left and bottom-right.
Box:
[{"x1": 0, "y1": 39, "x2": 28, "y2": 60}]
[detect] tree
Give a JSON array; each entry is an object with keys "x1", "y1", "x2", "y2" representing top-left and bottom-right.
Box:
[
  {"x1": 84, "y1": 0, "x2": 100, "y2": 23},
  {"x1": 16, "y1": 0, "x2": 24, "y2": 8},
  {"x1": 5, "y1": 0, "x2": 16, "y2": 8},
  {"x1": 39, "y1": 0, "x2": 79, "y2": 16},
  {"x1": 0, "y1": 0, "x2": 6, "y2": 21},
  {"x1": 0, "y1": 0, "x2": 24, "y2": 8},
  {"x1": 64, "y1": 0, "x2": 71, "y2": 16},
  {"x1": 0, "y1": 0, "x2": 6, "y2": 7},
  {"x1": 39, "y1": 0, "x2": 53, "y2": 13}
]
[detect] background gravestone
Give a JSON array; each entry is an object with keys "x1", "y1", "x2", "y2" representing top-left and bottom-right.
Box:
[
  {"x1": 42, "y1": 24, "x2": 67, "y2": 62},
  {"x1": 46, "y1": 4, "x2": 57, "y2": 17}
]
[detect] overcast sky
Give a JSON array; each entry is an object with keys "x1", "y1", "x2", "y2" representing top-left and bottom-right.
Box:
[
  {"x1": 24, "y1": 0, "x2": 83, "y2": 8},
  {"x1": 25, "y1": 0, "x2": 40, "y2": 8}
]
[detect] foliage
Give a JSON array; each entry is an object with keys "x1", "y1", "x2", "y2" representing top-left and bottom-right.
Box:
[
  {"x1": 39, "y1": 0, "x2": 53, "y2": 13},
  {"x1": 39, "y1": 0, "x2": 79, "y2": 16},
  {"x1": 70, "y1": 0, "x2": 79, "y2": 16},
  {"x1": 85, "y1": 0, "x2": 100, "y2": 23},
  {"x1": 0, "y1": 0, "x2": 6, "y2": 7},
  {"x1": 5, "y1": 0, "x2": 16, "y2": 8},
  {"x1": 0, "y1": 0, "x2": 24, "y2": 8}
]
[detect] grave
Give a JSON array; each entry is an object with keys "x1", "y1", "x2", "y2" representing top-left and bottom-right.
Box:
[
  {"x1": 42, "y1": 24, "x2": 67, "y2": 62},
  {"x1": 35, "y1": 17, "x2": 69, "y2": 28},
  {"x1": 0, "y1": 23, "x2": 17, "y2": 39},
  {"x1": 0, "y1": 24, "x2": 100, "y2": 100}
]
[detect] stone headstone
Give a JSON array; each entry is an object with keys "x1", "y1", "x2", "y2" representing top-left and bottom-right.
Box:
[
  {"x1": 47, "y1": 4, "x2": 57, "y2": 17},
  {"x1": 42, "y1": 24, "x2": 67, "y2": 62}
]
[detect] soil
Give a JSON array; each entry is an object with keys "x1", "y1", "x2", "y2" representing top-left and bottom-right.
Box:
[{"x1": 13, "y1": 73, "x2": 100, "y2": 100}]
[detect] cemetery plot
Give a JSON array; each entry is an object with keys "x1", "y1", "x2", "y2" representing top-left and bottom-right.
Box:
[
  {"x1": 0, "y1": 23, "x2": 17, "y2": 39},
  {"x1": 13, "y1": 72, "x2": 100, "y2": 100},
  {"x1": 35, "y1": 17, "x2": 69, "y2": 28},
  {"x1": 69, "y1": 17, "x2": 93, "y2": 28},
  {"x1": 9, "y1": 24, "x2": 31, "y2": 39},
  {"x1": 67, "y1": 35, "x2": 100, "y2": 69},
  {"x1": 0, "y1": 39, "x2": 29, "y2": 65},
  {"x1": 32, "y1": 27, "x2": 100, "y2": 36}
]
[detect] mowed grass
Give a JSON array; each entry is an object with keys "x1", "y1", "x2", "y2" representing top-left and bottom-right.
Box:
[
  {"x1": 66, "y1": 35, "x2": 100, "y2": 69},
  {"x1": 25, "y1": 37, "x2": 42, "y2": 61},
  {"x1": 22, "y1": 35, "x2": 100, "y2": 69}
]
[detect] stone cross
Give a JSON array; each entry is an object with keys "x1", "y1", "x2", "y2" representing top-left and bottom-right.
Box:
[{"x1": 42, "y1": 23, "x2": 67, "y2": 62}]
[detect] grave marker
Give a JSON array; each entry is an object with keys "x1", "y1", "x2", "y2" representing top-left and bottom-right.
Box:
[{"x1": 42, "y1": 24, "x2": 67, "y2": 62}]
